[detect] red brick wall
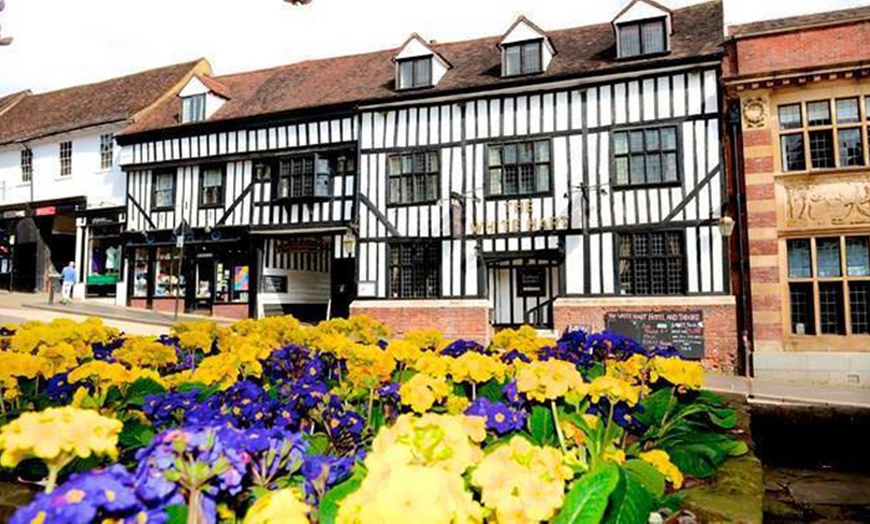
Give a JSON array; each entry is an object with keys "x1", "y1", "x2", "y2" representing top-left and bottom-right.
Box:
[
  {"x1": 129, "y1": 299, "x2": 148, "y2": 310},
  {"x1": 213, "y1": 303, "x2": 249, "y2": 320},
  {"x1": 734, "y1": 21, "x2": 870, "y2": 76},
  {"x1": 351, "y1": 300, "x2": 491, "y2": 343},
  {"x1": 737, "y1": 22, "x2": 870, "y2": 75},
  {"x1": 553, "y1": 301, "x2": 738, "y2": 373},
  {"x1": 151, "y1": 298, "x2": 178, "y2": 314}
]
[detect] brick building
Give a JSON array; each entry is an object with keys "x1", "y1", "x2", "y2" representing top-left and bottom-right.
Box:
[{"x1": 725, "y1": 5, "x2": 870, "y2": 385}]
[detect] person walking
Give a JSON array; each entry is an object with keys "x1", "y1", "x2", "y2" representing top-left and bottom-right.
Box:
[{"x1": 61, "y1": 261, "x2": 76, "y2": 304}]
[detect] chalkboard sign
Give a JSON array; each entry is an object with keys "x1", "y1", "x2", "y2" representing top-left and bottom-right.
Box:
[
  {"x1": 516, "y1": 267, "x2": 546, "y2": 297},
  {"x1": 263, "y1": 275, "x2": 288, "y2": 293},
  {"x1": 605, "y1": 311, "x2": 704, "y2": 360}
]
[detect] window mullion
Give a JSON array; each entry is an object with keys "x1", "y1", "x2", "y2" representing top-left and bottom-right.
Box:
[
  {"x1": 841, "y1": 236, "x2": 852, "y2": 335},
  {"x1": 810, "y1": 238, "x2": 822, "y2": 335}
]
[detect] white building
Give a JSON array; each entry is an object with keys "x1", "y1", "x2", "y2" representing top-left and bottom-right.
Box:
[{"x1": 0, "y1": 59, "x2": 208, "y2": 295}]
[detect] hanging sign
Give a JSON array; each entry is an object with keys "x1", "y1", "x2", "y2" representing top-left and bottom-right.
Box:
[
  {"x1": 516, "y1": 267, "x2": 546, "y2": 297},
  {"x1": 35, "y1": 206, "x2": 56, "y2": 217}
]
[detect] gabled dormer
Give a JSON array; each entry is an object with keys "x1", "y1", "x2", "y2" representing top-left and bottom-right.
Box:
[
  {"x1": 499, "y1": 16, "x2": 555, "y2": 77},
  {"x1": 178, "y1": 75, "x2": 229, "y2": 124},
  {"x1": 394, "y1": 34, "x2": 450, "y2": 90},
  {"x1": 612, "y1": 0, "x2": 673, "y2": 59}
]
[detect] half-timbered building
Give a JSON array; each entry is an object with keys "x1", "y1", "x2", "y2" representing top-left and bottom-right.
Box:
[
  {"x1": 349, "y1": 0, "x2": 737, "y2": 369},
  {"x1": 117, "y1": 71, "x2": 360, "y2": 320},
  {"x1": 117, "y1": 0, "x2": 737, "y2": 369}
]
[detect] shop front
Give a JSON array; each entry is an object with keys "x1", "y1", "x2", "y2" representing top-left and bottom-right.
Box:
[
  {"x1": 126, "y1": 227, "x2": 255, "y2": 319},
  {"x1": 76, "y1": 207, "x2": 125, "y2": 298}
]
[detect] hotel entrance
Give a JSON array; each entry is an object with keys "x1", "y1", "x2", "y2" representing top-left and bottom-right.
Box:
[{"x1": 487, "y1": 254, "x2": 561, "y2": 329}]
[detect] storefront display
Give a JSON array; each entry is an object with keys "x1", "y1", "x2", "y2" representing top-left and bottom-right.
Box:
[
  {"x1": 133, "y1": 248, "x2": 149, "y2": 298},
  {"x1": 154, "y1": 247, "x2": 184, "y2": 297}
]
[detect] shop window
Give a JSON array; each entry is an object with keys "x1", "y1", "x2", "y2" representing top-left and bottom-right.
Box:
[
  {"x1": 388, "y1": 150, "x2": 439, "y2": 205},
  {"x1": 153, "y1": 171, "x2": 175, "y2": 210},
  {"x1": 215, "y1": 261, "x2": 249, "y2": 303},
  {"x1": 618, "y1": 231, "x2": 685, "y2": 295},
  {"x1": 133, "y1": 248, "x2": 149, "y2": 298},
  {"x1": 154, "y1": 247, "x2": 184, "y2": 298},
  {"x1": 778, "y1": 98, "x2": 867, "y2": 172},
  {"x1": 199, "y1": 166, "x2": 225, "y2": 208},
  {"x1": 786, "y1": 236, "x2": 870, "y2": 336},
  {"x1": 87, "y1": 237, "x2": 121, "y2": 286},
  {"x1": 613, "y1": 126, "x2": 679, "y2": 187},
  {"x1": 389, "y1": 242, "x2": 440, "y2": 299},
  {"x1": 487, "y1": 140, "x2": 551, "y2": 197}
]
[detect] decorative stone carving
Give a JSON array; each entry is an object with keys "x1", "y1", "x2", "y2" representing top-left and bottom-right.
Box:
[
  {"x1": 743, "y1": 97, "x2": 767, "y2": 129},
  {"x1": 783, "y1": 175, "x2": 870, "y2": 228}
]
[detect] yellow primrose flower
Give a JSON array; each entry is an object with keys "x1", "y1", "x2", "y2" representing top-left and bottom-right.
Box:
[
  {"x1": 515, "y1": 360, "x2": 587, "y2": 402},
  {"x1": 588, "y1": 376, "x2": 640, "y2": 406},
  {"x1": 399, "y1": 373, "x2": 450, "y2": 413},
  {"x1": 402, "y1": 329, "x2": 445, "y2": 352},
  {"x1": 191, "y1": 353, "x2": 242, "y2": 390},
  {"x1": 0, "y1": 406, "x2": 122, "y2": 491},
  {"x1": 35, "y1": 344, "x2": 79, "y2": 377},
  {"x1": 0, "y1": 352, "x2": 42, "y2": 380},
  {"x1": 491, "y1": 325, "x2": 553, "y2": 358},
  {"x1": 412, "y1": 352, "x2": 450, "y2": 379},
  {"x1": 471, "y1": 436, "x2": 573, "y2": 523},
  {"x1": 68, "y1": 361, "x2": 135, "y2": 392},
  {"x1": 448, "y1": 352, "x2": 507, "y2": 384},
  {"x1": 368, "y1": 413, "x2": 486, "y2": 476},
  {"x1": 650, "y1": 357, "x2": 705, "y2": 390},
  {"x1": 640, "y1": 449, "x2": 684, "y2": 489},
  {"x1": 445, "y1": 395, "x2": 471, "y2": 415},
  {"x1": 338, "y1": 464, "x2": 482, "y2": 524},
  {"x1": 243, "y1": 487, "x2": 310, "y2": 524},
  {"x1": 114, "y1": 337, "x2": 179, "y2": 369},
  {"x1": 346, "y1": 344, "x2": 396, "y2": 390},
  {"x1": 384, "y1": 339, "x2": 422, "y2": 364}
]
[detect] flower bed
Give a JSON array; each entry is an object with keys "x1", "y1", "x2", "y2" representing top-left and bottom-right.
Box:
[{"x1": 0, "y1": 317, "x2": 747, "y2": 523}]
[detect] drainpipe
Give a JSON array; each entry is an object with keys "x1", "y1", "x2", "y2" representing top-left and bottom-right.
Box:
[{"x1": 727, "y1": 100, "x2": 753, "y2": 378}]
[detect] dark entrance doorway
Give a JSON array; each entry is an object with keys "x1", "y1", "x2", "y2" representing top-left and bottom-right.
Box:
[{"x1": 330, "y1": 257, "x2": 356, "y2": 319}]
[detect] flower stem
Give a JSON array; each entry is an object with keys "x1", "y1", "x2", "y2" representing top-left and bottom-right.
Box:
[
  {"x1": 551, "y1": 400, "x2": 567, "y2": 454},
  {"x1": 187, "y1": 487, "x2": 206, "y2": 524},
  {"x1": 44, "y1": 466, "x2": 59, "y2": 494},
  {"x1": 366, "y1": 387, "x2": 375, "y2": 424},
  {"x1": 471, "y1": 382, "x2": 477, "y2": 401}
]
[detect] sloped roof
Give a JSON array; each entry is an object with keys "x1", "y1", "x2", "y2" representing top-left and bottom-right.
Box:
[
  {"x1": 0, "y1": 90, "x2": 29, "y2": 117},
  {"x1": 729, "y1": 4, "x2": 870, "y2": 38},
  {"x1": 121, "y1": 0, "x2": 722, "y2": 139},
  {"x1": 0, "y1": 59, "x2": 209, "y2": 146}
]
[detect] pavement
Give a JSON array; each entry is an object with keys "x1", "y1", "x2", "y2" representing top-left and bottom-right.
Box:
[
  {"x1": 0, "y1": 291, "x2": 172, "y2": 335},
  {"x1": 705, "y1": 372, "x2": 870, "y2": 409}
]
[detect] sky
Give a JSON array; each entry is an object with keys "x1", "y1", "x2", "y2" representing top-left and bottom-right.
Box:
[{"x1": 0, "y1": 0, "x2": 867, "y2": 95}]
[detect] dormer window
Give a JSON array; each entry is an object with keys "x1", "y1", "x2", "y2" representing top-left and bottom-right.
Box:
[
  {"x1": 618, "y1": 18, "x2": 667, "y2": 58},
  {"x1": 504, "y1": 40, "x2": 543, "y2": 76},
  {"x1": 181, "y1": 94, "x2": 206, "y2": 123},
  {"x1": 397, "y1": 57, "x2": 432, "y2": 90}
]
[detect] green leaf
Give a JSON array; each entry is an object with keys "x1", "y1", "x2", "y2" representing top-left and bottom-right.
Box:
[
  {"x1": 165, "y1": 504, "x2": 188, "y2": 524},
  {"x1": 119, "y1": 421, "x2": 156, "y2": 449},
  {"x1": 553, "y1": 462, "x2": 620, "y2": 524},
  {"x1": 476, "y1": 380, "x2": 507, "y2": 403},
  {"x1": 623, "y1": 459, "x2": 665, "y2": 499},
  {"x1": 634, "y1": 389, "x2": 675, "y2": 427},
  {"x1": 662, "y1": 440, "x2": 725, "y2": 479},
  {"x1": 603, "y1": 469, "x2": 656, "y2": 524},
  {"x1": 318, "y1": 470, "x2": 365, "y2": 524},
  {"x1": 529, "y1": 405, "x2": 555, "y2": 446},
  {"x1": 658, "y1": 491, "x2": 687, "y2": 512},
  {"x1": 124, "y1": 378, "x2": 167, "y2": 407},
  {"x1": 304, "y1": 434, "x2": 331, "y2": 456}
]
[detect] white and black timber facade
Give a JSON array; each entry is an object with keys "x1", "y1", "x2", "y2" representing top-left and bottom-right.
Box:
[{"x1": 116, "y1": 0, "x2": 739, "y2": 369}]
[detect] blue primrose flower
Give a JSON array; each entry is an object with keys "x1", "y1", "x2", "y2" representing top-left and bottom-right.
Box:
[
  {"x1": 586, "y1": 400, "x2": 647, "y2": 434},
  {"x1": 500, "y1": 349, "x2": 532, "y2": 364},
  {"x1": 44, "y1": 372, "x2": 80, "y2": 402},
  {"x1": 264, "y1": 345, "x2": 312, "y2": 382},
  {"x1": 134, "y1": 425, "x2": 249, "y2": 524},
  {"x1": 466, "y1": 398, "x2": 526, "y2": 435},
  {"x1": 91, "y1": 338, "x2": 125, "y2": 361},
  {"x1": 376, "y1": 382, "x2": 400, "y2": 402},
  {"x1": 441, "y1": 339, "x2": 487, "y2": 357},
  {"x1": 10, "y1": 465, "x2": 174, "y2": 524},
  {"x1": 301, "y1": 453, "x2": 362, "y2": 504},
  {"x1": 502, "y1": 380, "x2": 525, "y2": 408}
]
